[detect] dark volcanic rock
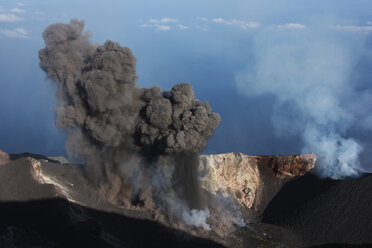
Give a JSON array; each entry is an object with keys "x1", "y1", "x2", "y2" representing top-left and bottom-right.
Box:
[
  {"x1": 0, "y1": 158, "x2": 60, "y2": 201},
  {"x1": 0, "y1": 226, "x2": 58, "y2": 248},
  {"x1": 0, "y1": 199, "x2": 224, "y2": 248},
  {"x1": 0, "y1": 153, "x2": 316, "y2": 248},
  {"x1": 9, "y1": 152, "x2": 61, "y2": 164},
  {"x1": 2, "y1": 150, "x2": 371, "y2": 247},
  {"x1": 309, "y1": 244, "x2": 372, "y2": 248},
  {"x1": 263, "y1": 174, "x2": 337, "y2": 226},
  {"x1": 308, "y1": 243, "x2": 372, "y2": 248},
  {"x1": 263, "y1": 173, "x2": 372, "y2": 247},
  {"x1": 0, "y1": 157, "x2": 225, "y2": 248}
]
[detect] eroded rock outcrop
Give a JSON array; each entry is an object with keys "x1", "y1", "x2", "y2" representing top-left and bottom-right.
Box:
[
  {"x1": 263, "y1": 154, "x2": 316, "y2": 178},
  {"x1": 196, "y1": 152, "x2": 316, "y2": 246},
  {"x1": 199, "y1": 153, "x2": 316, "y2": 217},
  {"x1": 0, "y1": 150, "x2": 10, "y2": 166}
]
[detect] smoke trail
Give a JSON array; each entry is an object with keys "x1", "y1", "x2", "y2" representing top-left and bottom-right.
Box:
[
  {"x1": 236, "y1": 25, "x2": 370, "y2": 179},
  {"x1": 39, "y1": 19, "x2": 220, "y2": 228}
]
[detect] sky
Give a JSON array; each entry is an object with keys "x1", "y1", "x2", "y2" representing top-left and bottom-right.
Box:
[{"x1": 1, "y1": 0, "x2": 372, "y2": 178}]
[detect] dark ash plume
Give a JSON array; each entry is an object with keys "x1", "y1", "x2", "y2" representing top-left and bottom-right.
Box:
[{"x1": 39, "y1": 19, "x2": 220, "y2": 227}]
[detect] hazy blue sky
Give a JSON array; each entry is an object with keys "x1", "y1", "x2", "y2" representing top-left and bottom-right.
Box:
[{"x1": 2, "y1": 0, "x2": 372, "y2": 177}]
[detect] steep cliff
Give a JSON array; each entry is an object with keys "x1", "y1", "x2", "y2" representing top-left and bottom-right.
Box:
[{"x1": 199, "y1": 153, "x2": 315, "y2": 221}]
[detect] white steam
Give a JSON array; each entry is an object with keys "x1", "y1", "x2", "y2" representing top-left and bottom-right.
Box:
[
  {"x1": 119, "y1": 158, "x2": 213, "y2": 230},
  {"x1": 236, "y1": 25, "x2": 371, "y2": 179},
  {"x1": 182, "y1": 208, "x2": 211, "y2": 230},
  {"x1": 303, "y1": 125, "x2": 362, "y2": 178}
]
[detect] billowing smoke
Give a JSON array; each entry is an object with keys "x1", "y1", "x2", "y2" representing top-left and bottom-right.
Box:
[
  {"x1": 39, "y1": 19, "x2": 220, "y2": 228},
  {"x1": 236, "y1": 25, "x2": 371, "y2": 179}
]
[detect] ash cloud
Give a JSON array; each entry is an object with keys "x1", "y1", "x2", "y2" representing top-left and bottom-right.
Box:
[
  {"x1": 236, "y1": 24, "x2": 372, "y2": 179},
  {"x1": 39, "y1": 19, "x2": 220, "y2": 228}
]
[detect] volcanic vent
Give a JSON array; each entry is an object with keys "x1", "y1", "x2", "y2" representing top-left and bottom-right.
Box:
[
  {"x1": 39, "y1": 18, "x2": 221, "y2": 228},
  {"x1": 0, "y1": 150, "x2": 316, "y2": 248},
  {"x1": 36, "y1": 19, "x2": 318, "y2": 247}
]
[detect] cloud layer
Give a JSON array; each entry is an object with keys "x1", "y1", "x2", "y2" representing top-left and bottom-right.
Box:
[
  {"x1": 0, "y1": 3, "x2": 29, "y2": 39},
  {"x1": 140, "y1": 17, "x2": 184, "y2": 31},
  {"x1": 0, "y1": 13, "x2": 21, "y2": 22},
  {"x1": 0, "y1": 28, "x2": 28, "y2": 38}
]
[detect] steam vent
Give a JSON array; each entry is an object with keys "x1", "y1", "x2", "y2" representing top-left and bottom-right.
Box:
[{"x1": 0, "y1": 150, "x2": 318, "y2": 248}]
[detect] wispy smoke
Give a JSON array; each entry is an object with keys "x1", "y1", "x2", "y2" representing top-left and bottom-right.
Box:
[
  {"x1": 182, "y1": 208, "x2": 211, "y2": 230},
  {"x1": 236, "y1": 25, "x2": 371, "y2": 179},
  {"x1": 39, "y1": 19, "x2": 220, "y2": 228}
]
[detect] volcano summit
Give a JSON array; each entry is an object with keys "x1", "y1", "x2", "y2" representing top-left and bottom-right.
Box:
[
  {"x1": 0, "y1": 150, "x2": 318, "y2": 247},
  {"x1": 1, "y1": 19, "x2": 372, "y2": 248}
]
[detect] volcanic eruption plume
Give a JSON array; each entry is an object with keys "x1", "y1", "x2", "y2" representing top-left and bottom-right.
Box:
[{"x1": 39, "y1": 19, "x2": 220, "y2": 228}]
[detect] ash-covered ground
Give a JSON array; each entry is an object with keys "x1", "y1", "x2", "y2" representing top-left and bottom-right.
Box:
[
  {"x1": 0, "y1": 150, "x2": 304, "y2": 248},
  {"x1": 1, "y1": 151, "x2": 372, "y2": 248}
]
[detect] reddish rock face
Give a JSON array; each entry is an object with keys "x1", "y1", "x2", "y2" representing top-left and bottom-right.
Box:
[
  {"x1": 264, "y1": 153, "x2": 316, "y2": 178},
  {"x1": 0, "y1": 150, "x2": 10, "y2": 166},
  {"x1": 196, "y1": 152, "x2": 316, "y2": 242},
  {"x1": 199, "y1": 152, "x2": 316, "y2": 215}
]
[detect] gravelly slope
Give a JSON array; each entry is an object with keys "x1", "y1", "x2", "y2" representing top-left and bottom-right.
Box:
[{"x1": 263, "y1": 173, "x2": 372, "y2": 247}]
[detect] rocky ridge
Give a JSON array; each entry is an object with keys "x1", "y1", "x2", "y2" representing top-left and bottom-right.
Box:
[{"x1": 0, "y1": 150, "x2": 316, "y2": 247}]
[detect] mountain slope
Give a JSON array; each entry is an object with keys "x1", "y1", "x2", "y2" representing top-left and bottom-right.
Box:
[{"x1": 263, "y1": 173, "x2": 372, "y2": 247}]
